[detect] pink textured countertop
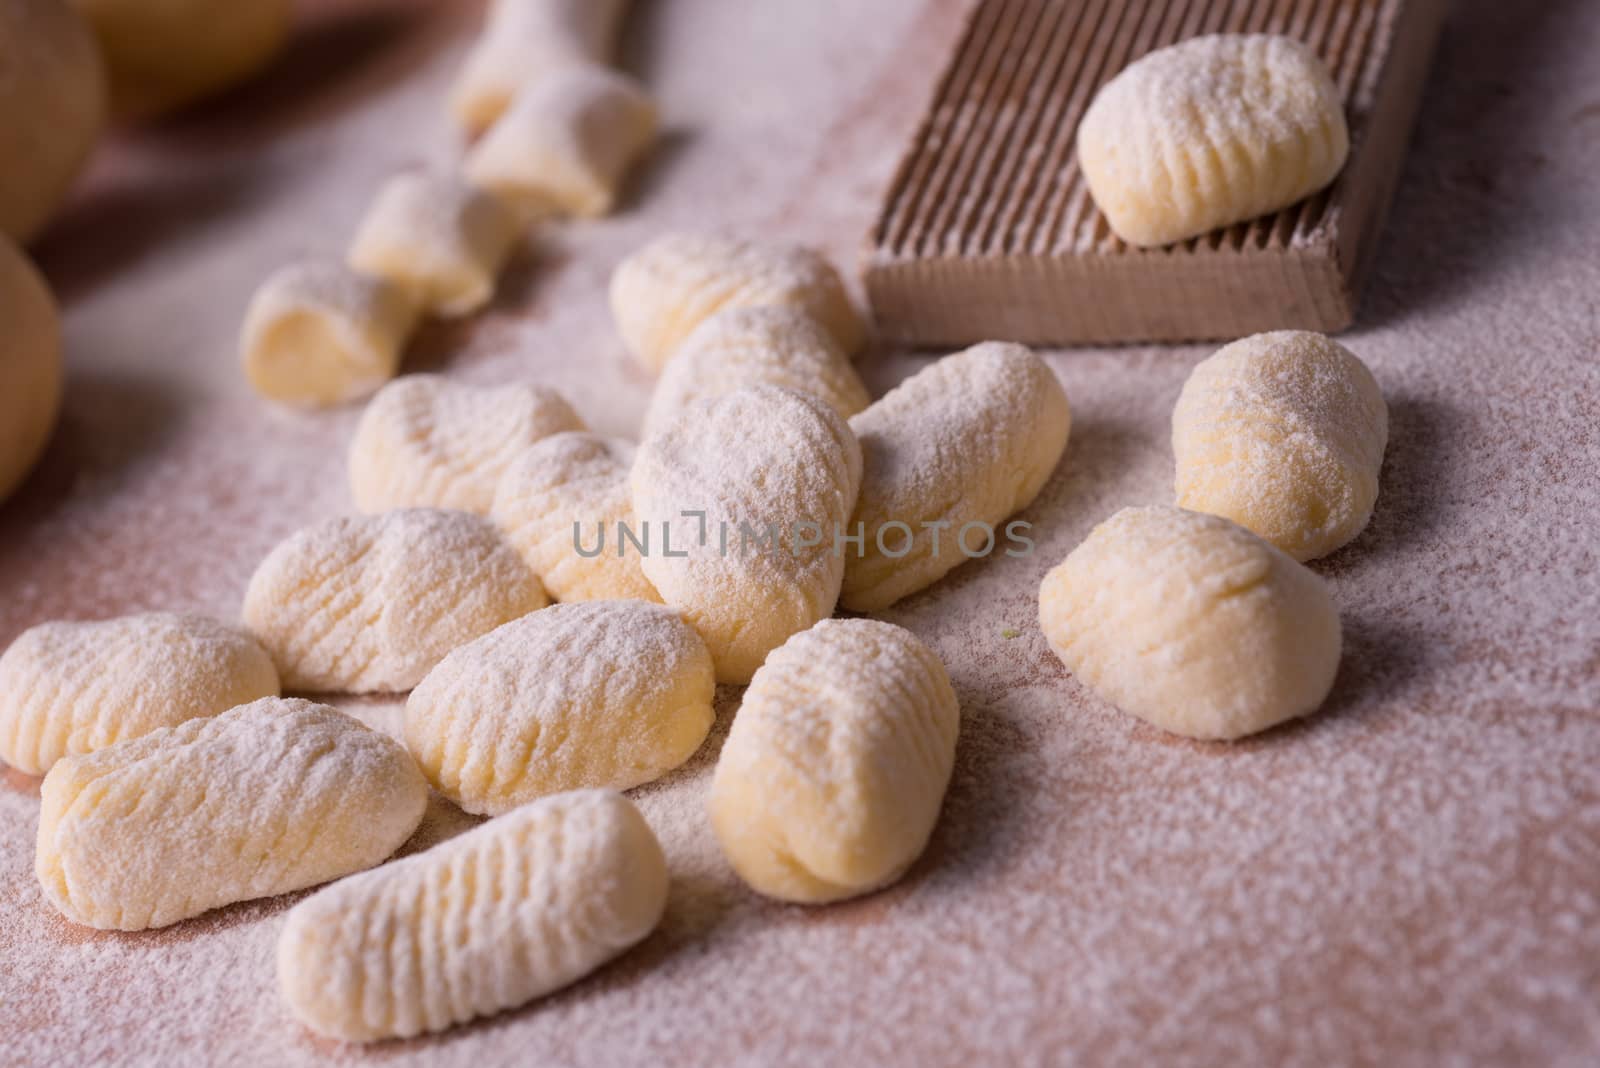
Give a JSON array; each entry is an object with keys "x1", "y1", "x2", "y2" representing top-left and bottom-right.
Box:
[{"x1": 3, "y1": 1, "x2": 1598, "y2": 1064}]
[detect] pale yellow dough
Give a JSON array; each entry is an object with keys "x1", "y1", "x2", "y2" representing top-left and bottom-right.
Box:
[
  {"x1": 709, "y1": 619, "x2": 959, "y2": 904},
  {"x1": 405, "y1": 601, "x2": 714, "y2": 815},
  {"x1": 490, "y1": 432, "x2": 661, "y2": 603},
  {"x1": 347, "y1": 173, "x2": 521, "y2": 318},
  {"x1": 842, "y1": 342, "x2": 1070, "y2": 613},
  {"x1": 0, "y1": 613, "x2": 279, "y2": 776},
  {"x1": 348, "y1": 374, "x2": 585, "y2": 515},
  {"x1": 0, "y1": 0, "x2": 104, "y2": 244},
  {"x1": 1076, "y1": 34, "x2": 1349, "y2": 247},
  {"x1": 241, "y1": 509, "x2": 546, "y2": 694},
  {"x1": 36, "y1": 698, "x2": 427, "y2": 930},
  {"x1": 631, "y1": 386, "x2": 862, "y2": 684},
  {"x1": 1172, "y1": 330, "x2": 1388, "y2": 562},
  {"x1": 0, "y1": 237, "x2": 63, "y2": 502},
  {"x1": 278, "y1": 789, "x2": 667, "y2": 1042},
  {"x1": 610, "y1": 233, "x2": 865, "y2": 373},
  {"x1": 1038, "y1": 506, "x2": 1342, "y2": 741},
  {"x1": 642, "y1": 306, "x2": 870, "y2": 439},
  {"x1": 240, "y1": 261, "x2": 419, "y2": 409}
]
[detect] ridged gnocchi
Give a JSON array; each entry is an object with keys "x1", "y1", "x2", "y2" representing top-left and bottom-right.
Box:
[
  {"x1": 490, "y1": 432, "x2": 661, "y2": 603},
  {"x1": 842, "y1": 342, "x2": 1070, "y2": 613},
  {"x1": 1077, "y1": 34, "x2": 1349, "y2": 247},
  {"x1": 278, "y1": 789, "x2": 667, "y2": 1042},
  {"x1": 464, "y1": 64, "x2": 657, "y2": 219},
  {"x1": 36, "y1": 698, "x2": 427, "y2": 930},
  {"x1": 631, "y1": 386, "x2": 862, "y2": 684},
  {"x1": 641, "y1": 306, "x2": 870, "y2": 439},
  {"x1": 1038, "y1": 506, "x2": 1342, "y2": 741},
  {"x1": 347, "y1": 374, "x2": 585, "y2": 515},
  {"x1": 1172, "y1": 330, "x2": 1388, "y2": 562},
  {"x1": 405, "y1": 601, "x2": 713, "y2": 815},
  {"x1": 709, "y1": 619, "x2": 959, "y2": 904},
  {"x1": 450, "y1": 0, "x2": 630, "y2": 137},
  {"x1": 240, "y1": 261, "x2": 418, "y2": 409},
  {"x1": 610, "y1": 233, "x2": 865, "y2": 373},
  {"x1": 242, "y1": 509, "x2": 546, "y2": 694},
  {"x1": 347, "y1": 172, "x2": 521, "y2": 318},
  {"x1": 0, "y1": 613, "x2": 279, "y2": 775}
]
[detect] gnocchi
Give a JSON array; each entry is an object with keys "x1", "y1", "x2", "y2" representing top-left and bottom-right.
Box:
[
  {"x1": 0, "y1": 236, "x2": 63, "y2": 504},
  {"x1": 242, "y1": 509, "x2": 546, "y2": 694},
  {"x1": 405, "y1": 601, "x2": 713, "y2": 815},
  {"x1": 1038, "y1": 506, "x2": 1342, "y2": 741},
  {"x1": 36, "y1": 697, "x2": 427, "y2": 930},
  {"x1": 1077, "y1": 34, "x2": 1349, "y2": 247},
  {"x1": 278, "y1": 789, "x2": 667, "y2": 1042},
  {"x1": 240, "y1": 261, "x2": 418, "y2": 409},
  {"x1": 610, "y1": 233, "x2": 866, "y2": 373},
  {"x1": 348, "y1": 375, "x2": 585, "y2": 515},
  {"x1": 0, "y1": 613, "x2": 279, "y2": 776},
  {"x1": 642, "y1": 306, "x2": 870, "y2": 439},
  {"x1": 347, "y1": 172, "x2": 521, "y2": 318},
  {"x1": 631, "y1": 386, "x2": 862, "y2": 684},
  {"x1": 1172, "y1": 330, "x2": 1388, "y2": 561},
  {"x1": 464, "y1": 64, "x2": 657, "y2": 219},
  {"x1": 490, "y1": 432, "x2": 661, "y2": 603},
  {"x1": 709, "y1": 619, "x2": 959, "y2": 904},
  {"x1": 842, "y1": 342, "x2": 1070, "y2": 613},
  {"x1": 450, "y1": 0, "x2": 630, "y2": 137}
]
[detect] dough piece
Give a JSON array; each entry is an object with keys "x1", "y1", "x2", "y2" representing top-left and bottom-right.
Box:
[
  {"x1": 449, "y1": 0, "x2": 630, "y2": 137},
  {"x1": 842, "y1": 342, "x2": 1070, "y2": 613},
  {"x1": 405, "y1": 601, "x2": 713, "y2": 815},
  {"x1": 631, "y1": 386, "x2": 862, "y2": 684},
  {"x1": 1076, "y1": 34, "x2": 1349, "y2": 247},
  {"x1": 0, "y1": 237, "x2": 63, "y2": 502},
  {"x1": 490, "y1": 432, "x2": 660, "y2": 603},
  {"x1": 1172, "y1": 330, "x2": 1388, "y2": 561},
  {"x1": 240, "y1": 262, "x2": 419, "y2": 409},
  {"x1": 610, "y1": 233, "x2": 866, "y2": 373},
  {"x1": 641, "y1": 306, "x2": 870, "y2": 439},
  {"x1": 278, "y1": 789, "x2": 666, "y2": 1042},
  {"x1": 0, "y1": 0, "x2": 103, "y2": 244},
  {"x1": 72, "y1": 0, "x2": 290, "y2": 118},
  {"x1": 348, "y1": 375, "x2": 584, "y2": 515},
  {"x1": 242, "y1": 509, "x2": 546, "y2": 694},
  {"x1": 1038, "y1": 505, "x2": 1341, "y2": 741},
  {"x1": 709, "y1": 619, "x2": 959, "y2": 904},
  {"x1": 0, "y1": 613, "x2": 279, "y2": 776},
  {"x1": 36, "y1": 697, "x2": 427, "y2": 930},
  {"x1": 347, "y1": 173, "x2": 521, "y2": 318},
  {"x1": 464, "y1": 64, "x2": 657, "y2": 219}
]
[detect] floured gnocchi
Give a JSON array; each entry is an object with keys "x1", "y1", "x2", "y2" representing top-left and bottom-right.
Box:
[
  {"x1": 242, "y1": 509, "x2": 546, "y2": 693},
  {"x1": 240, "y1": 261, "x2": 418, "y2": 408},
  {"x1": 490, "y1": 432, "x2": 661, "y2": 603},
  {"x1": 450, "y1": 0, "x2": 630, "y2": 137},
  {"x1": 1038, "y1": 506, "x2": 1341, "y2": 740},
  {"x1": 464, "y1": 64, "x2": 657, "y2": 219},
  {"x1": 405, "y1": 601, "x2": 713, "y2": 815},
  {"x1": 37, "y1": 698, "x2": 427, "y2": 930},
  {"x1": 610, "y1": 233, "x2": 865, "y2": 373},
  {"x1": 0, "y1": 613, "x2": 279, "y2": 776},
  {"x1": 709, "y1": 619, "x2": 959, "y2": 904},
  {"x1": 348, "y1": 375, "x2": 585, "y2": 515},
  {"x1": 842, "y1": 342, "x2": 1070, "y2": 613},
  {"x1": 347, "y1": 172, "x2": 521, "y2": 318},
  {"x1": 631, "y1": 386, "x2": 862, "y2": 684},
  {"x1": 1172, "y1": 330, "x2": 1388, "y2": 561},
  {"x1": 642, "y1": 306, "x2": 870, "y2": 439},
  {"x1": 1077, "y1": 34, "x2": 1349, "y2": 247},
  {"x1": 278, "y1": 789, "x2": 666, "y2": 1042}
]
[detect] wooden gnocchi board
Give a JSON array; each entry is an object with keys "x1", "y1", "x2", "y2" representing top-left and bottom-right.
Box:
[{"x1": 864, "y1": 0, "x2": 1451, "y2": 345}]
